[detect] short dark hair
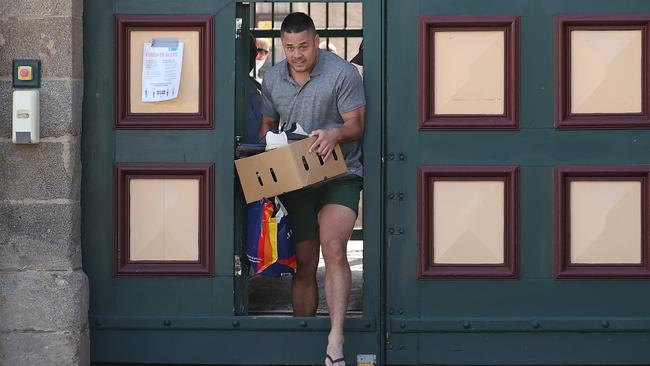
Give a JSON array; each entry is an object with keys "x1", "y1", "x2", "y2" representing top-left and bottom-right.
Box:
[{"x1": 280, "y1": 12, "x2": 317, "y2": 36}]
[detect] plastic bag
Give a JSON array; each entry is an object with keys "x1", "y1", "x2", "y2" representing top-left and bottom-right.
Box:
[{"x1": 246, "y1": 197, "x2": 297, "y2": 276}]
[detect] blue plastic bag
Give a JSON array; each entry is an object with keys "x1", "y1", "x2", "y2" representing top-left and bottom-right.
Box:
[{"x1": 246, "y1": 197, "x2": 296, "y2": 276}]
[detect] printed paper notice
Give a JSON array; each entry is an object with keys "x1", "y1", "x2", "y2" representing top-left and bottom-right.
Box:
[{"x1": 141, "y1": 42, "x2": 184, "y2": 102}]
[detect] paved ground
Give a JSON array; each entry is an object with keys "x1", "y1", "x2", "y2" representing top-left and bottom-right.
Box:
[{"x1": 248, "y1": 240, "x2": 364, "y2": 314}]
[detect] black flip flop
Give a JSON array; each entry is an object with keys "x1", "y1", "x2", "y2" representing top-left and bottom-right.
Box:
[{"x1": 326, "y1": 354, "x2": 345, "y2": 365}]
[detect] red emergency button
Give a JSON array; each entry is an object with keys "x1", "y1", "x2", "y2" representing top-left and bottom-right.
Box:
[{"x1": 17, "y1": 66, "x2": 33, "y2": 81}]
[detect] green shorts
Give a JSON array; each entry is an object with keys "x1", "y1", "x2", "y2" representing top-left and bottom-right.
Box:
[{"x1": 280, "y1": 174, "x2": 363, "y2": 244}]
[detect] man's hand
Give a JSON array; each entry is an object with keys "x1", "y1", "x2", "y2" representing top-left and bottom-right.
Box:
[
  {"x1": 309, "y1": 128, "x2": 341, "y2": 161},
  {"x1": 308, "y1": 106, "x2": 366, "y2": 161}
]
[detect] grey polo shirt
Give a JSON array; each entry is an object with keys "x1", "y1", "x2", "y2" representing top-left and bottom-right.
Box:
[{"x1": 261, "y1": 50, "x2": 366, "y2": 176}]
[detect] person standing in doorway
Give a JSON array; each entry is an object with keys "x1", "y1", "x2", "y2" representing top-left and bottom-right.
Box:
[
  {"x1": 258, "y1": 12, "x2": 365, "y2": 366},
  {"x1": 246, "y1": 35, "x2": 263, "y2": 143},
  {"x1": 255, "y1": 37, "x2": 271, "y2": 82}
]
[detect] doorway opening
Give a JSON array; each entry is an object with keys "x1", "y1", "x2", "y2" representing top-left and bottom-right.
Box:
[{"x1": 243, "y1": 1, "x2": 365, "y2": 316}]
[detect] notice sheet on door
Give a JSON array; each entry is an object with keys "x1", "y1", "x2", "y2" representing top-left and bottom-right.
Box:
[{"x1": 141, "y1": 42, "x2": 184, "y2": 102}]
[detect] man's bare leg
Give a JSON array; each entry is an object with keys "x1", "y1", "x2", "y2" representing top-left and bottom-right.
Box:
[
  {"x1": 292, "y1": 238, "x2": 320, "y2": 316},
  {"x1": 318, "y1": 204, "x2": 357, "y2": 366}
]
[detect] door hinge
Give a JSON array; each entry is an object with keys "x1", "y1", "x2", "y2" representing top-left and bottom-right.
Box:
[
  {"x1": 235, "y1": 18, "x2": 243, "y2": 39},
  {"x1": 234, "y1": 255, "x2": 242, "y2": 276}
]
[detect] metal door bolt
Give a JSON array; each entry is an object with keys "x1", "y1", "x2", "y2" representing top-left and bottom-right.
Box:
[
  {"x1": 388, "y1": 227, "x2": 405, "y2": 235},
  {"x1": 234, "y1": 255, "x2": 242, "y2": 276},
  {"x1": 387, "y1": 153, "x2": 405, "y2": 161},
  {"x1": 235, "y1": 18, "x2": 242, "y2": 39}
]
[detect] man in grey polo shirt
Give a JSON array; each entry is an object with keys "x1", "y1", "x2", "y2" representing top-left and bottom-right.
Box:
[{"x1": 258, "y1": 12, "x2": 365, "y2": 366}]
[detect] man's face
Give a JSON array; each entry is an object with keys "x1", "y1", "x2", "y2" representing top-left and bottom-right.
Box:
[
  {"x1": 280, "y1": 31, "x2": 319, "y2": 74},
  {"x1": 256, "y1": 39, "x2": 270, "y2": 61}
]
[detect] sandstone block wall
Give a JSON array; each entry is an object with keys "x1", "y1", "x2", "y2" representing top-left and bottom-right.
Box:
[{"x1": 0, "y1": 1, "x2": 88, "y2": 365}]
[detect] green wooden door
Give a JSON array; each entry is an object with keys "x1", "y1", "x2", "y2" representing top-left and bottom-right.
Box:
[
  {"x1": 386, "y1": 1, "x2": 650, "y2": 364},
  {"x1": 82, "y1": 0, "x2": 382, "y2": 364}
]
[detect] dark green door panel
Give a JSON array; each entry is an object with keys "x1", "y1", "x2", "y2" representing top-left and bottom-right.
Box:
[
  {"x1": 83, "y1": 0, "x2": 383, "y2": 364},
  {"x1": 83, "y1": 0, "x2": 239, "y2": 343},
  {"x1": 85, "y1": 0, "x2": 650, "y2": 363},
  {"x1": 386, "y1": 0, "x2": 650, "y2": 364},
  {"x1": 389, "y1": 333, "x2": 650, "y2": 366},
  {"x1": 91, "y1": 329, "x2": 378, "y2": 364}
]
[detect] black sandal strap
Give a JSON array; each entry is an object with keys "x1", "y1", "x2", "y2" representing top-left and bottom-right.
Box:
[{"x1": 326, "y1": 354, "x2": 345, "y2": 364}]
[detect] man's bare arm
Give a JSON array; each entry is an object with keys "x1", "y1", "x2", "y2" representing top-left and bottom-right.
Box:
[
  {"x1": 258, "y1": 115, "x2": 280, "y2": 141},
  {"x1": 309, "y1": 106, "x2": 365, "y2": 161}
]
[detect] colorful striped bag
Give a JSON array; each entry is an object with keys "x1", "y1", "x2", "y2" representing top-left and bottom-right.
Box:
[{"x1": 246, "y1": 197, "x2": 297, "y2": 276}]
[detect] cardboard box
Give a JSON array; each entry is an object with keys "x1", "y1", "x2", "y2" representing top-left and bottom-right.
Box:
[{"x1": 235, "y1": 136, "x2": 347, "y2": 203}]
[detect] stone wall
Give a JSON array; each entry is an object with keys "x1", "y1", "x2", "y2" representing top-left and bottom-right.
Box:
[{"x1": 0, "y1": 1, "x2": 88, "y2": 365}]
